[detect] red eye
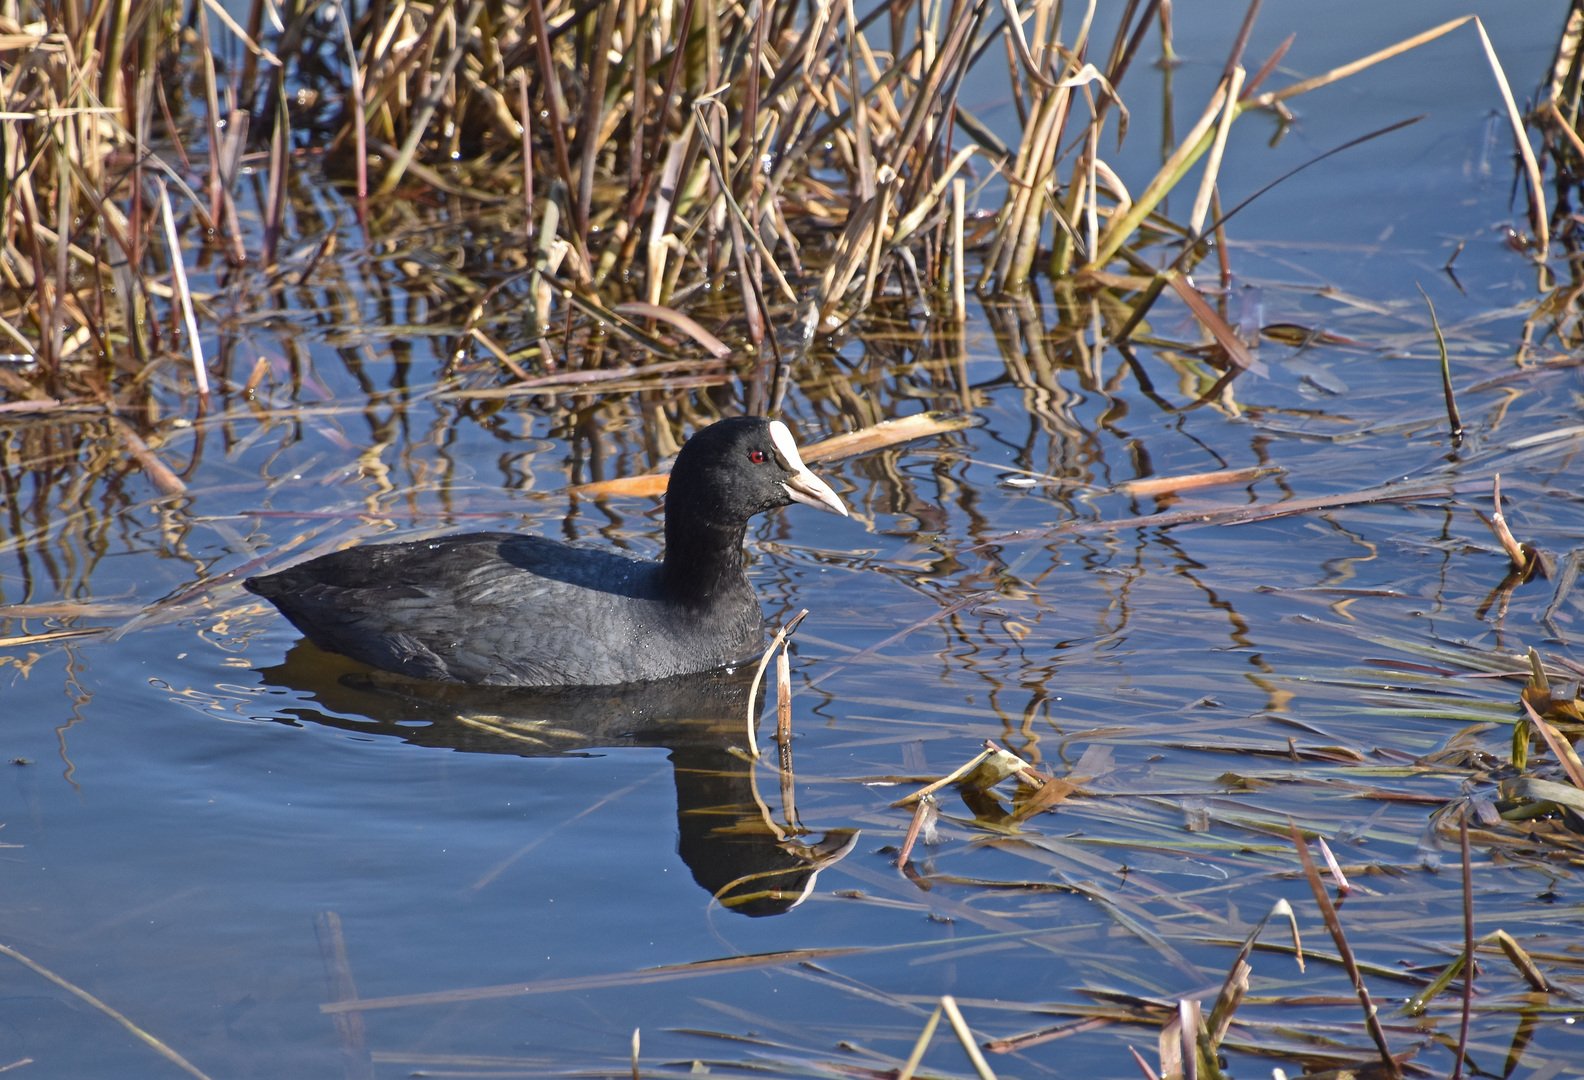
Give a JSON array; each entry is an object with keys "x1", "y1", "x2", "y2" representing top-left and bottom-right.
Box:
[{"x1": 747, "y1": 448, "x2": 768, "y2": 464}]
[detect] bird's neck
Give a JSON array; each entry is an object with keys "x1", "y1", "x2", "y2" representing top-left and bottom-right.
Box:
[{"x1": 661, "y1": 513, "x2": 751, "y2": 610}]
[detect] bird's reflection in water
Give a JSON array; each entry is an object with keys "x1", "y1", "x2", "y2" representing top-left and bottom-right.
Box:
[{"x1": 259, "y1": 641, "x2": 857, "y2": 917}]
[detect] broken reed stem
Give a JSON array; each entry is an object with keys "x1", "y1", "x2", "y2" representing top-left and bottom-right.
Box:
[
  {"x1": 775, "y1": 646, "x2": 793, "y2": 748},
  {"x1": 1288, "y1": 821, "x2": 1401, "y2": 1078},
  {"x1": 1489, "y1": 474, "x2": 1528, "y2": 572},
  {"x1": 896, "y1": 793, "x2": 935, "y2": 867}
]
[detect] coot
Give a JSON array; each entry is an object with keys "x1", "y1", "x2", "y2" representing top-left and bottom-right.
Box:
[{"x1": 245, "y1": 416, "x2": 849, "y2": 686}]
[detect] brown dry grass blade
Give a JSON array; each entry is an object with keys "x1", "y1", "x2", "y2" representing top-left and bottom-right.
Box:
[
  {"x1": 110, "y1": 414, "x2": 187, "y2": 497},
  {"x1": 1406, "y1": 921, "x2": 1556, "y2": 1021},
  {"x1": 1162, "y1": 274, "x2": 1252, "y2": 372},
  {"x1": 891, "y1": 745, "x2": 995, "y2": 807},
  {"x1": 1245, "y1": 15, "x2": 1546, "y2": 257},
  {"x1": 612, "y1": 302, "x2": 732, "y2": 358},
  {"x1": 439, "y1": 358, "x2": 731, "y2": 401},
  {"x1": 1252, "y1": 16, "x2": 1472, "y2": 107},
  {"x1": 1009, "y1": 774, "x2": 1078, "y2": 820},
  {"x1": 1470, "y1": 17, "x2": 1549, "y2": 260}
]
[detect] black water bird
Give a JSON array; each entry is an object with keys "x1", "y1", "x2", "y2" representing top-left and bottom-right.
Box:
[{"x1": 245, "y1": 416, "x2": 849, "y2": 686}]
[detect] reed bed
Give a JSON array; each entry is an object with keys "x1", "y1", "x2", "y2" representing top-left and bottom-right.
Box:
[{"x1": 0, "y1": 0, "x2": 1568, "y2": 407}]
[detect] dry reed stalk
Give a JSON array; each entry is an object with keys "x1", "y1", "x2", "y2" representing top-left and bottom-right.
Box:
[
  {"x1": 1488, "y1": 475, "x2": 1528, "y2": 572},
  {"x1": 1116, "y1": 465, "x2": 1278, "y2": 498},
  {"x1": 5, "y1": 0, "x2": 1565, "y2": 415},
  {"x1": 774, "y1": 646, "x2": 792, "y2": 748},
  {"x1": 0, "y1": 942, "x2": 214, "y2": 1080},
  {"x1": 895, "y1": 793, "x2": 936, "y2": 867},
  {"x1": 156, "y1": 183, "x2": 207, "y2": 398},
  {"x1": 983, "y1": 39, "x2": 1072, "y2": 286},
  {"x1": 1470, "y1": 18, "x2": 1549, "y2": 260},
  {"x1": 1186, "y1": 66, "x2": 1243, "y2": 239},
  {"x1": 1288, "y1": 821, "x2": 1402, "y2": 1078}
]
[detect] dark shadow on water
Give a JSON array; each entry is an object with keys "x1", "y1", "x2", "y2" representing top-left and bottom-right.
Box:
[{"x1": 257, "y1": 641, "x2": 858, "y2": 917}]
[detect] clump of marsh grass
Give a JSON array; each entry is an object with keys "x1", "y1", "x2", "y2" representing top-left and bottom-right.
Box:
[
  {"x1": 1, "y1": 0, "x2": 1563, "y2": 404},
  {"x1": 0, "y1": 0, "x2": 248, "y2": 436}
]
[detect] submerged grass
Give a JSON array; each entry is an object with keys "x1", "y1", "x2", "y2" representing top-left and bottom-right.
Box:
[{"x1": 282, "y1": 625, "x2": 1584, "y2": 1078}]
